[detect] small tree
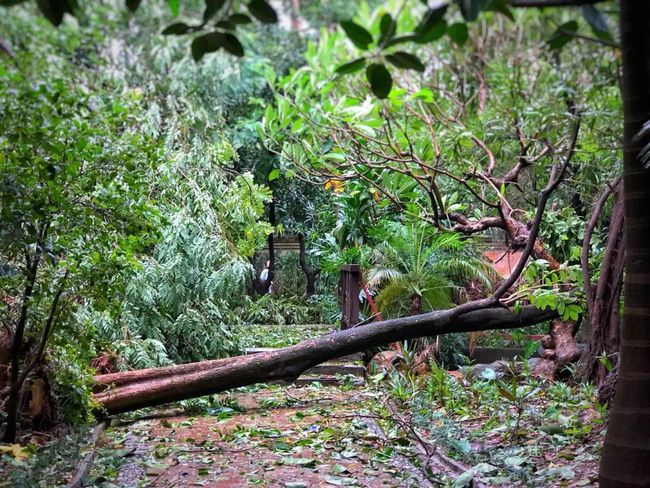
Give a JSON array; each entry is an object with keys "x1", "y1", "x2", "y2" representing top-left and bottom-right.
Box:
[{"x1": 0, "y1": 60, "x2": 159, "y2": 441}]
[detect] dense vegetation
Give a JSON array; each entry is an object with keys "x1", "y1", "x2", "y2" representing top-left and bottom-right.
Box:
[{"x1": 1, "y1": 0, "x2": 648, "y2": 486}]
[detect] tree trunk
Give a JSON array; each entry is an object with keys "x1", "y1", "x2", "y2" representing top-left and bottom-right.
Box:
[
  {"x1": 581, "y1": 188, "x2": 625, "y2": 384},
  {"x1": 253, "y1": 202, "x2": 276, "y2": 295},
  {"x1": 410, "y1": 294, "x2": 422, "y2": 316},
  {"x1": 297, "y1": 233, "x2": 319, "y2": 297},
  {"x1": 94, "y1": 305, "x2": 555, "y2": 414},
  {"x1": 600, "y1": 2, "x2": 650, "y2": 486}
]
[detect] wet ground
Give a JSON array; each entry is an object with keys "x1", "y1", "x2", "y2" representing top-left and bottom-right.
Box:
[{"x1": 103, "y1": 384, "x2": 428, "y2": 488}]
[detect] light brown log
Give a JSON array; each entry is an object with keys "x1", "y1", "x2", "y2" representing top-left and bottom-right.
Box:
[{"x1": 94, "y1": 305, "x2": 555, "y2": 414}]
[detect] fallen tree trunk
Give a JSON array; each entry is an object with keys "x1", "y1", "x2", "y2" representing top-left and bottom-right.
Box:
[{"x1": 95, "y1": 305, "x2": 555, "y2": 414}]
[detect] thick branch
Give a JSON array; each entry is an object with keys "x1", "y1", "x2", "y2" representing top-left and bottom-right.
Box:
[
  {"x1": 94, "y1": 305, "x2": 555, "y2": 414},
  {"x1": 447, "y1": 213, "x2": 506, "y2": 234}
]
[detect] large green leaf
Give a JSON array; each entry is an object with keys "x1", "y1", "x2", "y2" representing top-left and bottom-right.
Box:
[
  {"x1": 459, "y1": 0, "x2": 480, "y2": 22},
  {"x1": 340, "y1": 21, "x2": 373, "y2": 50},
  {"x1": 447, "y1": 23, "x2": 469, "y2": 46},
  {"x1": 385, "y1": 52, "x2": 425, "y2": 72},
  {"x1": 581, "y1": 5, "x2": 612, "y2": 40},
  {"x1": 167, "y1": 0, "x2": 179, "y2": 16},
  {"x1": 366, "y1": 63, "x2": 392, "y2": 99},
  {"x1": 414, "y1": 5, "x2": 448, "y2": 42},
  {"x1": 222, "y1": 33, "x2": 244, "y2": 57},
  {"x1": 248, "y1": 0, "x2": 278, "y2": 23},
  {"x1": 548, "y1": 21, "x2": 578, "y2": 50},
  {"x1": 125, "y1": 0, "x2": 141, "y2": 12},
  {"x1": 162, "y1": 22, "x2": 191, "y2": 35},
  {"x1": 36, "y1": 0, "x2": 74, "y2": 26},
  {"x1": 204, "y1": 0, "x2": 226, "y2": 22},
  {"x1": 378, "y1": 13, "x2": 396, "y2": 45},
  {"x1": 191, "y1": 31, "x2": 225, "y2": 61},
  {"x1": 335, "y1": 58, "x2": 366, "y2": 75}
]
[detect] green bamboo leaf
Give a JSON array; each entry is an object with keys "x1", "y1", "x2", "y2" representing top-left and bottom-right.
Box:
[
  {"x1": 483, "y1": 0, "x2": 514, "y2": 21},
  {"x1": 168, "y1": 0, "x2": 179, "y2": 16},
  {"x1": 230, "y1": 13, "x2": 252, "y2": 24},
  {"x1": 414, "y1": 5, "x2": 448, "y2": 42},
  {"x1": 581, "y1": 5, "x2": 612, "y2": 40}
]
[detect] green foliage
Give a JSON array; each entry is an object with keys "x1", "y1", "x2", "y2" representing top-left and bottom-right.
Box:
[
  {"x1": 519, "y1": 260, "x2": 585, "y2": 321},
  {"x1": 367, "y1": 221, "x2": 492, "y2": 317},
  {"x1": 0, "y1": 11, "x2": 161, "y2": 423},
  {"x1": 271, "y1": 252, "x2": 306, "y2": 297},
  {"x1": 239, "y1": 294, "x2": 325, "y2": 326}
]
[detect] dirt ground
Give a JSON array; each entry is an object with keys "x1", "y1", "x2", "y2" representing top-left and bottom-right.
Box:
[{"x1": 101, "y1": 384, "x2": 428, "y2": 488}]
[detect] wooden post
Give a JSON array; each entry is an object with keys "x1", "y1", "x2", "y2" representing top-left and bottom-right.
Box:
[{"x1": 338, "y1": 264, "x2": 361, "y2": 330}]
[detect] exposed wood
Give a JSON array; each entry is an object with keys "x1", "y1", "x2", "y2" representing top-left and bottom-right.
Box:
[{"x1": 94, "y1": 305, "x2": 555, "y2": 414}]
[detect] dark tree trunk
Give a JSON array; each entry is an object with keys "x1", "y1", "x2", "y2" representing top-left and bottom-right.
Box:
[
  {"x1": 600, "y1": 2, "x2": 650, "y2": 486},
  {"x1": 581, "y1": 188, "x2": 625, "y2": 384},
  {"x1": 253, "y1": 201, "x2": 276, "y2": 296},
  {"x1": 94, "y1": 305, "x2": 555, "y2": 414},
  {"x1": 297, "y1": 233, "x2": 320, "y2": 297},
  {"x1": 410, "y1": 294, "x2": 422, "y2": 316},
  {"x1": 3, "y1": 231, "x2": 44, "y2": 443}
]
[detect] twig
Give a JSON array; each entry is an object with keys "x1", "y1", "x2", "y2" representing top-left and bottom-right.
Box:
[{"x1": 67, "y1": 421, "x2": 107, "y2": 488}]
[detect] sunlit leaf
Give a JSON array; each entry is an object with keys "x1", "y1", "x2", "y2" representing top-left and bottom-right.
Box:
[{"x1": 167, "y1": 0, "x2": 179, "y2": 17}]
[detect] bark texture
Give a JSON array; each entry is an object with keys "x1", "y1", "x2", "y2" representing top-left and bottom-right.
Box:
[
  {"x1": 600, "y1": 2, "x2": 650, "y2": 486},
  {"x1": 580, "y1": 184, "x2": 624, "y2": 384},
  {"x1": 298, "y1": 233, "x2": 320, "y2": 296},
  {"x1": 94, "y1": 305, "x2": 555, "y2": 414}
]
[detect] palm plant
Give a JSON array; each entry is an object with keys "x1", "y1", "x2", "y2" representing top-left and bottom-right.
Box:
[{"x1": 367, "y1": 222, "x2": 493, "y2": 318}]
